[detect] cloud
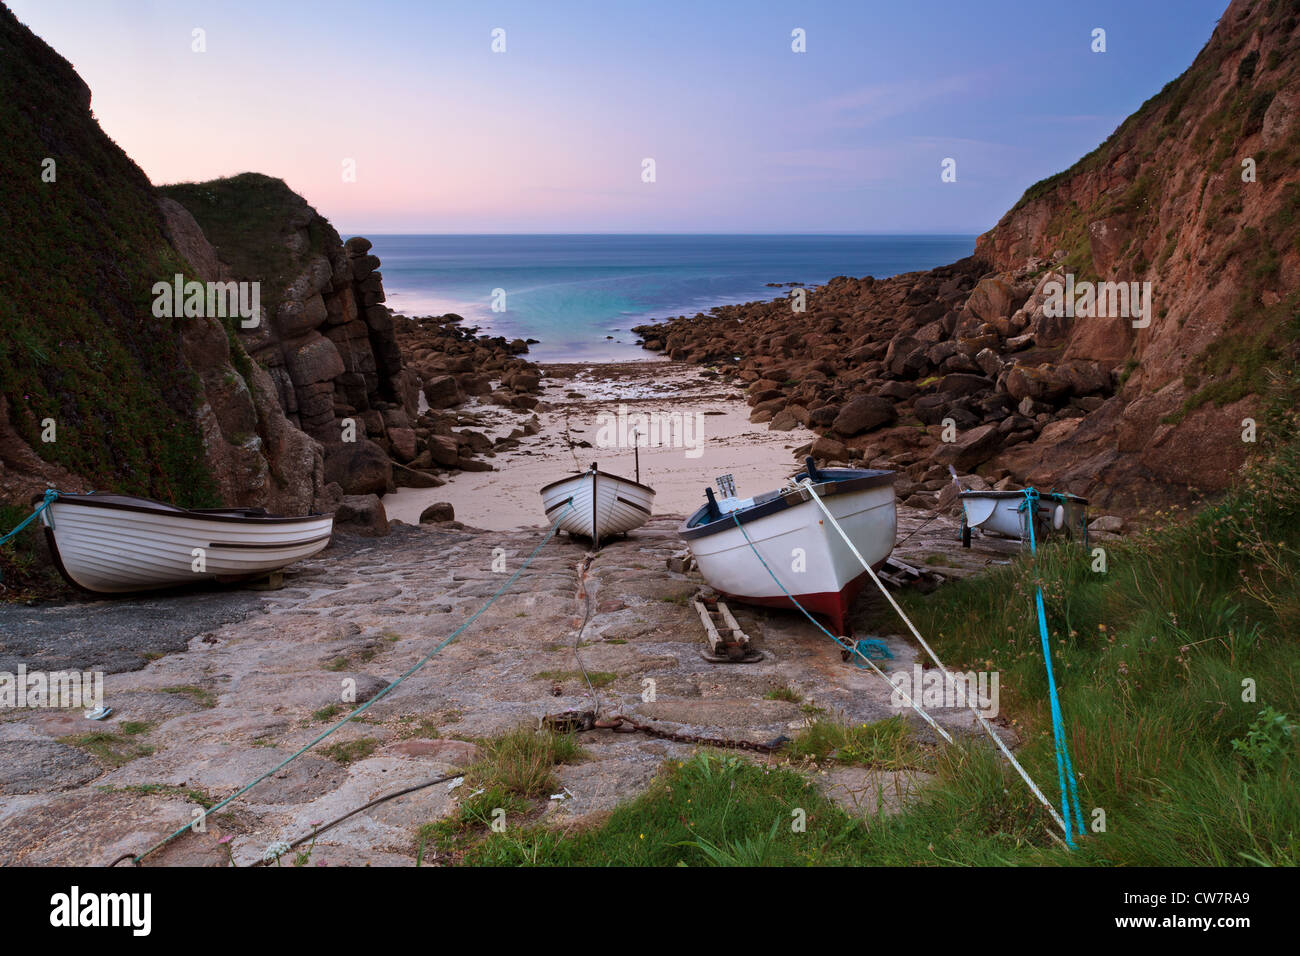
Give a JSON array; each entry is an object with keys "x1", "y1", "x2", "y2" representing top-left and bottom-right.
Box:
[{"x1": 811, "y1": 73, "x2": 984, "y2": 129}]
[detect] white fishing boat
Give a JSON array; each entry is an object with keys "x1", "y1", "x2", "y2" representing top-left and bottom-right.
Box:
[
  {"x1": 539, "y1": 463, "x2": 655, "y2": 548},
  {"x1": 956, "y1": 490, "x2": 1029, "y2": 540},
  {"x1": 952, "y1": 472, "x2": 1088, "y2": 547},
  {"x1": 680, "y1": 459, "x2": 896, "y2": 636},
  {"x1": 39, "y1": 492, "x2": 334, "y2": 594}
]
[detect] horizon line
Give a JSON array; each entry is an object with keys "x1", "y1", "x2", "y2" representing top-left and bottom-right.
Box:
[{"x1": 336, "y1": 230, "x2": 985, "y2": 238}]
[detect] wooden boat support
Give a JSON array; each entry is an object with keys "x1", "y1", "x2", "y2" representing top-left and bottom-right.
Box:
[{"x1": 694, "y1": 592, "x2": 763, "y2": 663}]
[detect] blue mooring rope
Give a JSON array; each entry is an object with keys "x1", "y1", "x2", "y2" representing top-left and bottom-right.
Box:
[
  {"x1": 0, "y1": 489, "x2": 58, "y2": 546},
  {"x1": 728, "y1": 510, "x2": 891, "y2": 665},
  {"x1": 131, "y1": 499, "x2": 576, "y2": 864},
  {"x1": 1020, "y1": 488, "x2": 1085, "y2": 847},
  {"x1": 0, "y1": 490, "x2": 59, "y2": 583}
]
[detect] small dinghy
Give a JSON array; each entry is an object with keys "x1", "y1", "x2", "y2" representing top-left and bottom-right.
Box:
[
  {"x1": 539, "y1": 463, "x2": 655, "y2": 548},
  {"x1": 40, "y1": 492, "x2": 334, "y2": 594},
  {"x1": 951, "y1": 469, "x2": 1088, "y2": 547},
  {"x1": 680, "y1": 458, "x2": 896, "y2": 635}
]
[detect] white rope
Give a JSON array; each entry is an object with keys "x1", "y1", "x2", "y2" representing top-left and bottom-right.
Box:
[
  {"x1": 798, "y1": 478, "x2": 1070, "y2": 836},
  {"x1": 728, "y1": 503, "x2": 953, "y2": 743}
]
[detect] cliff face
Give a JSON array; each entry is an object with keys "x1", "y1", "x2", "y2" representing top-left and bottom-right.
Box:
[
  {"x1": 0, "y1": 0, "x2": 541, "y2": 543},
  {"x1": 0, "y1": 3, "x2": 220, "y2": 507},
  {"x1": 637, "y1": 0, "x2": 1300, "y2": 515},
  {"x1": 158, "y1": 175, "x2": 422, "y2": 502},
  {"x1": 974, "y1": 0, "x2": 1300, "y2": 498},
  {"x1": 0, "y1": 3, "x2": 333, "y2": 517}
]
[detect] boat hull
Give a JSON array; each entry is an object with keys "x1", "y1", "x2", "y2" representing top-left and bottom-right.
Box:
[
  {"x1": 959, "y1": 491, "x2": 1027, "y2": 538},
  {"x1": 539, "y1": 469, "x2": 655, "y2": 546},
  {"x1": 959, "y1": 490, "x2": 1089, "y2": 541},
  {"x1": 41, "y1": 494, "x2": 334, "y2": 594},
  {"x1": 681, "y1": 471, "x2": 896, "y2": 635}
]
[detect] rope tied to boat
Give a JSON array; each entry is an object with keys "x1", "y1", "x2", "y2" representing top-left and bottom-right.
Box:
[
  {"x1": 0, "y1": 489, "x2": 58, "y2": 547},
  {"x1": 725, "y1": 511, "x2": 957, "y2": 748},
  {"x1": 794, "y1": 477, "x2": 1075, "y2": 845},
  {"x1": 118, "y1": 499, "x2": 576, "y2": 866},
  {"x1": 1021, "y1": 487, "x2": 1086, "y2": 848},
  {"x1": 0, "y1": 490, "x2": 58, "y2": 585}
]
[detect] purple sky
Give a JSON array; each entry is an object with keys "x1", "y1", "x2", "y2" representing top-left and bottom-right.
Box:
[{"x1": 9, "y1": 0, "x2": 1229, "y2": 233}]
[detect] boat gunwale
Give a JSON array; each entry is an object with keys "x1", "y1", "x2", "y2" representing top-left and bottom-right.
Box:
[
  {"x1": 538, "y1": 469, "x2": 656, "y2": 497},
  {"x1": 958, "y1": 490, "x2": 1089, "y2": 504},
  {"x1": 46, "y1": 493, "x2": 334, "y2": 525},
  {"x1": 679, "y1": 468, "x2": 894, "y2": 542}
]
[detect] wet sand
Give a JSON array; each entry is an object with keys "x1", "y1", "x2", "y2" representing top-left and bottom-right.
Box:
[{"x1": 384, "y1": 362, "x2": 822, "y2": 529}]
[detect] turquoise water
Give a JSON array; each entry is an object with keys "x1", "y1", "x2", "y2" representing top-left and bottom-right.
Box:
[{"x1": 364, "y1": 234, "x2": 976, "y2": 362}]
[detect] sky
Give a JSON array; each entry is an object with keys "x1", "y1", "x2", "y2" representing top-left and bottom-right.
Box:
[{"x1": 10, "y1": 0, "x2": 1229, "y2": 234}]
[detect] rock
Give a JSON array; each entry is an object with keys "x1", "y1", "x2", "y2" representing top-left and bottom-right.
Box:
[
  {"x1": 1018, "y1": 396, "x2": 1053, "y2": 417},
  {"x1": 966, "y1": 276, "x2": 1018, "y2": 323},
  {"x1": 509, "y1": 370, "x2": 541, "y2": 392},
  {"x1": 884, "y1": 335, "x2": 921, "y2": 377},
  {"x1": 1089, "y1": 514, "x2": 1125, "y2": 533},
  {"x1": 387, "y1": 427, "x2": 418, "y2": 462},
  {"x1": 935, "y1": 481, "x2": 960, "y2": 511},
  {"x1": 285, "y1": 333, "x2": 346, "y2": 386},
  {"x1": 810, "y1": 435, "x2": 849, "y2": 462},
  {"x1": 422, "y1": 375, "x2": 464, "y2": 409},
  {"x1": 974, "y1": 347, "x2": 1003, "y2": 378},
  {"x1": 418, "y1": 502, "x2": 456, "y2": 523},
  {"x1": 929, "y1": 423, "x2": 1002, "y2": 470},
  {"x1": 809, "y1": 405, "x2": 839, "y2": 427},
  {"x1": 1004, "y1": 365, "x2": 1070, "y2": 404},
  {"x1": 427, "y1": 434, "x2": 461, "y2": 468},
  {"x1": 334, "y1": 494, "x2": 389, "y2": 535},
  {"x1": 383, "y1": 738, "x2": 480, "y2": 768},
  {"x1": 937, "y1": 373, "x2": 995, "y2": 398},
  {"x1": 0, "y1": 740, "x2": 102, "y2": 794},
  {"x1": 392, "y1": 463, "x2": 444, "y2": 488},
  {"x1": 832, "y1": 395, "x2": 897, "y2": 437},
  {"x1": 324, "y1": 439, "x2": 393, "y2": 496},
  {"x1": 769, "y1": 408, "x2": 801, "y2": 431},
  {"x1": 877, "y1": 381, "x2": 917, "y2": 401}
]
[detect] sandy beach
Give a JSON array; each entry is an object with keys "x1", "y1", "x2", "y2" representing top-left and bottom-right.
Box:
[{"x1": 384, "y1": 361, "x2": 823, "y2": 530}]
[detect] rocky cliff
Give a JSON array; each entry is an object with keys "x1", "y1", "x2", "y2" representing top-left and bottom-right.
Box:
[
  {"x1": 157, "y1": 175, "x2": 421, "y2": 505},
  {"x1": 636, "y1": 0, "x2": 1300, "y2": 516},
  {"x1": 0, "y1": 2, "x2": 232, "y2": 509},
  {"x1": 0, "y1": 0, "x2": 548, "y2": 566}
]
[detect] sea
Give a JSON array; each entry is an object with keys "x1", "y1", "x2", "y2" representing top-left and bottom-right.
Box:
[{"x1": 360, "y1": 234, "x2": 977, "y2": 363}]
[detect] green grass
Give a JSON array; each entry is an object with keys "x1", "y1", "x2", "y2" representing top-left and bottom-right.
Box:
[
  {"x1": 320, "y1": 738, "x2": 379, "y2": 765},
  {"x1": 450, "y1": 428, "x2": 1300, "y2": 866},
  {"x1": 414, "y1": 727, "x2": 587, "y2": 861},
  {"x1": 0, "y1": 9, "x2": 220, "y2": 509},
  {"x1": 763, "y1": 684, "x2": 803, "y2": 703},
  {"x1": 0, "y1": 504, "x2": 66, "y2": 599},
  {"x1": 312, "y1": 704, "x2": 343, "y2": 723},
  {"x1": 58, "y1": 731, "x2": 154, "y2": 768},
  {"x1": 465, "y1": 727, "x2": 585, "y2": 799},
  {"x1": 786, "y1": 716, "x2": 933, "y2": 770}
]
